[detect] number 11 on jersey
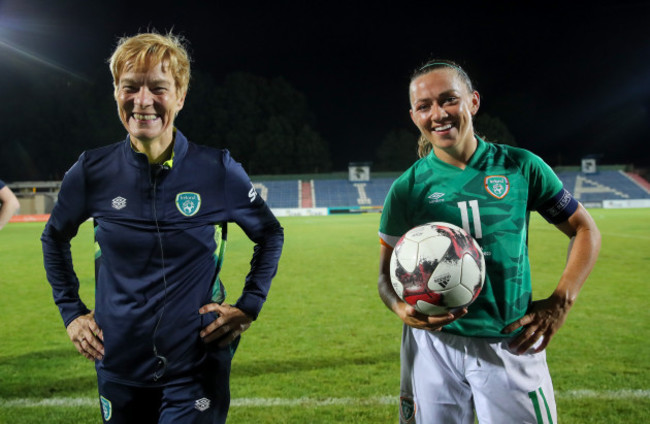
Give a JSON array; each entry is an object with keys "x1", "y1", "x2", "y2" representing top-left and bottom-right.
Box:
[{"x1": 457, "y1": 200, "x2": 482, "y2": 239}]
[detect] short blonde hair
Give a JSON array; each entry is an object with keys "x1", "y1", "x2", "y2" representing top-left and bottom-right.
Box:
[{"x1": 109, "y1": 32, "x2": 191, "y2": 97}]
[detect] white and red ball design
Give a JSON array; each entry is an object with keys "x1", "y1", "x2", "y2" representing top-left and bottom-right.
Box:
[{"x1": 390, "y1": 222, "x2": 485, "y2": 316}]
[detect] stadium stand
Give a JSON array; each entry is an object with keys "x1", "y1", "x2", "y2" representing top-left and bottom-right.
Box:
[
  {"x1": 7, "y1": 170, "x2": 650, "y2": 219},
  {"x1": 310, "y1": 178, "x2": 394, "y2": 208},
  {"x1": 556, "y1": 170, "x2": 650, "y2": 203},
  {"x1": 251, "y1": 180, "x2": 300, "y2": 208},
  {"x1": 251, "y1": 171, "x2": 650, "y2": 210}
]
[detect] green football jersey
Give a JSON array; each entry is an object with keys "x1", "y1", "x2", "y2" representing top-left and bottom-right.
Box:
[{"x1": 379, "y1": 137, "x2": 564, "y2": 338}]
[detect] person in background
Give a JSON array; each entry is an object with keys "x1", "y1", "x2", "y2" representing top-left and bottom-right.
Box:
[
  {"x1": 377, "y1": 59, "x2": 601, "y2": 423},
  {"x1": 0, "y1": 179, "x2": 20, "y2": 230},
  {"x1": 41, "y1": 31, "x2": 284, "y2": 424}
]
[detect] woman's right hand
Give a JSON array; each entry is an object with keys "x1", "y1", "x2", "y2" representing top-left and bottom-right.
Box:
[
  {"x1": 397, "y1": 303, "x2": 468, "y2": 332},
  {"x1": 378, "y1": 243, "x2": 467, "y2": 332},
  {"x1": 66, "y1": 311, "x2": 104, "y2": 361}
]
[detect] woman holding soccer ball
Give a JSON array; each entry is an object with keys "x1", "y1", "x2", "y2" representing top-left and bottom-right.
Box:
[{"x1": 377, "y1": 59, "x2": 601, "y2": 423}]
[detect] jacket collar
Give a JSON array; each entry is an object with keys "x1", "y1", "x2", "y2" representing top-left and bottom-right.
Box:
[{"x1": 122, "y1": 128, "x2": 189, "y2": 169}]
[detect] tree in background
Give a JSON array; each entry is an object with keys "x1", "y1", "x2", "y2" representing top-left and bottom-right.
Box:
[
  {"x1": 374, "y1": 129, "x2": 420, "y2": 171},
  {"x1": 474, "y1": 113, "x2": 517, "y2": 146},
  {"x1": 1, "y1": 70, "x2": 331, "y2": 181},
  {"x1": 178, "y1": 72, "x2": 331, "y2": 175},
  {"x1": 0, "y1": 72, "x2": 122, "y2": 180}
]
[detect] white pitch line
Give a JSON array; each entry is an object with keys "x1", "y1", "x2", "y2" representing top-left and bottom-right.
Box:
[
  {"x1": 599, "y1": 231, "x2": 650, "y2": 241},
  {"x1": 0, "y1": 397, "x2": 96, "y2": 408},
  {"x1": 559, "y1": 389, "x2": 650, "y2": 399},
  {"x1": 1, "y1": 391, "x2": 649, "y2": 408},
  {"x1": 230, "y1": 396, "x2": 396, "y2": 407}
]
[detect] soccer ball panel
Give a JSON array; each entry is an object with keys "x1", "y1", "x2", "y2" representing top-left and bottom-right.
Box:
[
  {"x1": 415, "y1": 300, "x2": 449, "y2": 316},
  {"x1": 418, "y1": 237, "x2": 452, "y2": 264},
  {"x1": 389, "y1": 252, "x2": 405, "y2": 299},
  {"x1": 437, "y1": 279, "x2": 474, "y2": 308},
  {"x1": 460, "y1": 253, "x2": 481, "y2": 287},
  {"x1": 428, "y1": 260, "x2": 461, "y2": 292},
  {"x1": 392, "y1": 238, "x2": 420, "y2": 273}
]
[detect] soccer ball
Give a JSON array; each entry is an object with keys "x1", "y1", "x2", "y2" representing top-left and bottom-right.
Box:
[{"x1": 390, "y1": 222, "x2": 485, "y2": 316}]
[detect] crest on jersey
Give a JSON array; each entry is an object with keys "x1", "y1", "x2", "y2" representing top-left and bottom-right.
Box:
[
  {"x1": 484, "y1": 175, "x2": 510, "y2": 199},
  {"x1": 399, "y1": 397, "x2": 416, "y2": 423},
  {"x1": 175, "y1": 192, "x2": 201, "y2": 217},
  {"x1": 100, "y1": 396, "x2": 112, "y2": 421}
]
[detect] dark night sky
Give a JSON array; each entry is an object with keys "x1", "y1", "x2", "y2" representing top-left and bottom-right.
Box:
[{"x1": 2, "y1": 0, "x2": 650, "y2": 170}]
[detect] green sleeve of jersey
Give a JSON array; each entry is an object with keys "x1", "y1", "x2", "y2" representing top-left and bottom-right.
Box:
[
  {"x1": 509, "y1": 147, "x2": 564, "y2": 211},
  {"x1": 379, "y1": 175, "x2": 412, "y2": 241}
]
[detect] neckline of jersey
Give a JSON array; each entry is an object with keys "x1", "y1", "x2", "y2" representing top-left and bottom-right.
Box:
[{"x1": 427, "y1": 135, "x2": 487, "y2": 171}]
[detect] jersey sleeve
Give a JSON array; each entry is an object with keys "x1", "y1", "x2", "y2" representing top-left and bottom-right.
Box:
[
  {"x1": 514, "y1": 148, "x2": 564, "y2": 211},
  {"x1": 378, "y1": 176, "x2": 411, "y2": 248},
  {"x1": 222, "y1": 151, "x2": 284, "y2": 319},
  {"x1": 41, "y1": 155, "x2": 92, "y2": 327}
]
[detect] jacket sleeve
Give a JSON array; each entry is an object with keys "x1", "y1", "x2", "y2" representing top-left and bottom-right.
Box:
[
  {"x1": 41, "y1": 156, "x2": 91, "y2": 327},
  {"x1": 222, "y1": 152, "x2": 284, "y2": 319}
]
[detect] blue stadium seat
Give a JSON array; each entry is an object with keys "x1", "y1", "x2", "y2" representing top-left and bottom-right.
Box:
[
  {"x1": 251, "y1": 180, "x2": 299, "y2": 208},
  {"x1": 557, "y1": 170, "x2": 650, "y2": 202}
]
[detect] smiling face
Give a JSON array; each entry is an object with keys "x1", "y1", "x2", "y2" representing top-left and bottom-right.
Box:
[
  {"x1": 409, "y1": 68, "x2": 480, "y2": 162},
  {"x1": 115, "y1": 60, "x2": 186, "y2": 148}
]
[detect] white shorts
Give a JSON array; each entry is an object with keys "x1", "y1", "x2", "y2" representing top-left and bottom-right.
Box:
[{"x1": 399, "y1": 325, "x2": 556, "y2": 424}]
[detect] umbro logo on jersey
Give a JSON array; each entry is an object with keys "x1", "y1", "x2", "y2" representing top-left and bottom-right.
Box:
[
  {"x1": 428, "y1": 192, "x2": 445, "y2": 203},
  {"x1": 194, "y1": 397, "x2": 211, "y2": 412},
  {"x1": 111, "y1": 196, "x2": 127, "y2": 210},
  {"x1": 485, "y1": 175, "x2": 510, "y2": 199},
  {"x1": 175, "y1": 192, "x2": 201, "y2": 217}
]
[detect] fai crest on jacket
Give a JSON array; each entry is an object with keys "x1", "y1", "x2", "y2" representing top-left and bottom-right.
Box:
[
  {"x1": 484, "y1": 175, "x2": 510, "y2": 199},
  {"x1": 176, "y1": 192, "x2": 201, "y2": 217},
  {"x1": 100, "y1": 396, "x2": 112, "y2": 421}
]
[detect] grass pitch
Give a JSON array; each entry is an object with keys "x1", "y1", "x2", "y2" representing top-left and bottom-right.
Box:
[{"x1": 0, "y1": 209, "x2": 648, "y2": 423}]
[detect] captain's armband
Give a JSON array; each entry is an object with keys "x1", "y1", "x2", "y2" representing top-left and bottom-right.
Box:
[{"x1": 537, "y1": 188, "x2": 579, "y2": 224}]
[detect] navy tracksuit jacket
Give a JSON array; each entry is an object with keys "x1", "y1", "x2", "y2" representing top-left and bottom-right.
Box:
[{"x1": 42, "y1": 130, "x2": 284, "y2": 386}]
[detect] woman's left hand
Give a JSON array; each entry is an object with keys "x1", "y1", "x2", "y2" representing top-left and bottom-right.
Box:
[
  {"x1": 501, "y1": 294, "x2": 571, "y2": 355},
  {"x1": 199, "y1": 303, "x2": 252, "y2": 347}
]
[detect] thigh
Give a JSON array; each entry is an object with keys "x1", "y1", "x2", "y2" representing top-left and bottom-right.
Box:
[
  {"x1": 401, "y1": 326, "x2": 474, "y2": 424},
  {"x1": 159, "y1": 344, "x2": 233, "y2": 424},
  {"x1": 467, "y1": 339, "x2": 557, "y2": 424},
  {"x1": 97, "y1": 377, "x2": 162, "y2": 424}
]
